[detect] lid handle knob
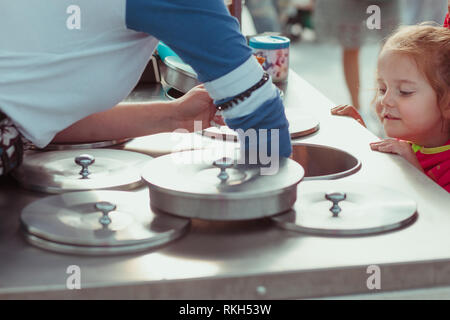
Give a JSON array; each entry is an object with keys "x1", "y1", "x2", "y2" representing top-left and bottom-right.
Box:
[
  {"x1": 213, "y1": 157, "x2": 234, "y2": 182},
  {"x1": 95, "y1": 201, "x2": 116, "y2": 227},
  {"x1": 75, "y1": 154, "x2": 95, "y2": 179},
  {"x1": 325, "y1": 192, "x2": 347, "y2": 217}
]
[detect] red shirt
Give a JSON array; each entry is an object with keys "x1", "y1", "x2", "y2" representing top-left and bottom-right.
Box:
[
  {"x1": 412, "y1": 140, "x2": 450, "y2": 193},
  {"x1": 445, "y1": 13, "x2": 449, "y2": 29}
]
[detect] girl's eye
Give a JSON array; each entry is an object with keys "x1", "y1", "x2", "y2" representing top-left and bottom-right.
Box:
[
  {"x1": 378, "y1": 88, "x2": 386, "y2": 94},
  {"x1": 399, "y1": 91, "x2": 414, "y2": 96}
]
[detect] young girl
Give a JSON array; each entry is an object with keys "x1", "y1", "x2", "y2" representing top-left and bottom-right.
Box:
[{"x1": 331, "y1": 24, "x2": 450, "y2": 192}]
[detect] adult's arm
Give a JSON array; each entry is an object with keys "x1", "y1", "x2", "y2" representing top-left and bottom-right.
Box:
[
  {"x1": 52, "y1": 85, "x2": 217, "y2": 143},
  {"x1": 53, "y1": 101, "x2": 173, "y2": 143},
  {"x1": 126, "y1": 0, "x2": 292, "y2": 158}
]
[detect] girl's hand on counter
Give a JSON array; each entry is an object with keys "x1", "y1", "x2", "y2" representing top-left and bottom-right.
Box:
[
  {"x1": 331, "y1": 104, "x2": 366, "y2": 127},
  {"x1": 169, "y1": 84, "x2": 223, "y2": 132},
  {"x1": 370, "y1": 139, "x2": 423, "y2": 171}
]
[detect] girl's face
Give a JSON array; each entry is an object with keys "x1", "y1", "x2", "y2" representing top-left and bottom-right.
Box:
[{"x1": 376, "y1": 50, "x2": 448, "y2": 147}]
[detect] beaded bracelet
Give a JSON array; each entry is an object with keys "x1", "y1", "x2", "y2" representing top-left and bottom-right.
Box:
[{"x1": 215, "y1": 72, "x2": 270, "y2": 111}]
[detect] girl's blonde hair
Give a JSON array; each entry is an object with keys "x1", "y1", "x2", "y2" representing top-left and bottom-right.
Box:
[{"x1": 379, "y1": 23, "x2": 450, "y2": 114}]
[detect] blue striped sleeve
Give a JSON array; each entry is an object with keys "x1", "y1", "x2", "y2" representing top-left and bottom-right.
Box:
[
  {"x1": 125, "y1": 0, "x2": 251, "y2": 83},
  {"x1": 125, "y1": 0, "x2": 292, "y2": 158},
  {"x1": 225, "y1": 91, "x2": 292, "y2": 158}
]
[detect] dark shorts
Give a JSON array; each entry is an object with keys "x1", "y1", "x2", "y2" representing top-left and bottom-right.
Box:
[{"x1": 0, "y1": 112, "x2": 23, "y2": 176}]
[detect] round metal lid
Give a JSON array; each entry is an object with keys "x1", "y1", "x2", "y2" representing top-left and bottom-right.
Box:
[
  {"x1": 121, "y1": 132, "x2": 239, "y2": 158},
  {"x1": 201, "y1": 109, "x2": 319, "y2": 141},
  {"x1": 32, "y1": 139, "x2": 132, "y2": 151},
  {"x1": 288, "y1": 114, "x2": 320, "y2": 139},
  {"x1": 272, "y1": 181, "x2": 418, "y2": 236},
  {"x1": 23, "y1": 232, "x2": 187, "y2": 256},
  {"x1": 21, "y1": 191, "x2": 190, "y2": 255},
  {"x1": 141, "y1": 149, "x2": 305, "y2": 200},
  {"x1": 13, "y1": 149, "x2": 152, "y2": 193}
]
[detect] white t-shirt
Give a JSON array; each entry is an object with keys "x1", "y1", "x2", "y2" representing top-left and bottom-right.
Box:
[{"x1": 0, "y1": 0, "x2": 157, "y2": 147}]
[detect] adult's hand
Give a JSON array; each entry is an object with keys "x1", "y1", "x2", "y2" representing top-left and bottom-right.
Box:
[{"x1": 169, "y1": 84, "x2": 223, "y2": 132}]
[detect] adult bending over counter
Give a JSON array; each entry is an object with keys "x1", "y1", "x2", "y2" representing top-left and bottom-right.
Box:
[{"x1": 0, "y1": 0, "x2": 291, "y2": 175}]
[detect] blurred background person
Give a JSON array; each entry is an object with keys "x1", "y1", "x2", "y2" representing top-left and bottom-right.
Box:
[
  {"x1": 246, "y1": 0, "x2": 298, "y2": 34},
  {"x1": 283, "y1": 0, "x2": 315, "y2": 42},
  {"x1": 312, "y1": 0, "x2": 401, "y2": 111},
  {"x1": 245, "y1": 0, "x2": 283, "y2": 33},
  {"x1": 402, "y1": 0, "x2": 447, "y2": 25}
]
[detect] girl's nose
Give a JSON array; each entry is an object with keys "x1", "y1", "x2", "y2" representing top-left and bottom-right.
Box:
[{"x1": 380, "y1": 89, "x2": 395, "y2": 108}]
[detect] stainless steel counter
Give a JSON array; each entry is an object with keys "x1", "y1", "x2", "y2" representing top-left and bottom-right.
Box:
[{"x1": 1, "y1": 72, "x2": 449, "y2": 300}]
